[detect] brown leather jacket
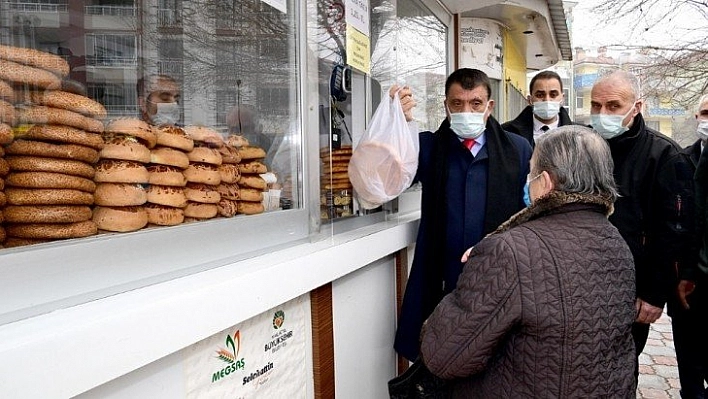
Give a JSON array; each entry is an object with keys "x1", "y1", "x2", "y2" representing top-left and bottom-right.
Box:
[{"x1": 420, "y1": 191, "x2": 636, "y2": 398}]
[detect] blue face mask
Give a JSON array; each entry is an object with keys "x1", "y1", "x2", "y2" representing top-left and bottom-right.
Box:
[
  {"x1": 523, "y1": 172, "x2": 542, "y2": 207},
  {"x1": 523, "y1": 182, "x2": 532, "y2": 207}
]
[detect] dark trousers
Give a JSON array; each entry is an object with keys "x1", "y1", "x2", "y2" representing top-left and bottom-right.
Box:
[
  {"x1": 671, "y1": 284, "x2": 708, "y2": 399},
  {"x1": 633, "y1": 321, "x2": 651, "y2": 383}
]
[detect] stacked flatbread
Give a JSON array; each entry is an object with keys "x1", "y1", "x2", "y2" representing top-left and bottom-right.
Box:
[
  {"x1": 320, "y1": 145, "x2": 353, "y2": 219},
  {"x1": 0, "y1": 45, "x2": 104, "y2": 246},
  {"x1": 92, "y1": 118, "x2": 155, "y2": 232},
  {"x1": 144, "y1": 124, "x2": 194, "y2": 226},
  {"x1": 214, "y1": 136, "x2": 243, "y2": 218},
  {"x1": 234, "y1": 141, "x2": 267, "y2": 216},
  {"x1": 182, "y1": 125, "x2": 224, "y2": 222}
]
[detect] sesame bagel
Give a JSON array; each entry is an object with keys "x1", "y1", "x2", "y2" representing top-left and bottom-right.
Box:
[
  {"x1": 237, "y1": 201, "x2": 265, "y2": 215},
  {"x1": 237, "y1": 174, "x2": 267, "y2": 190},
  {"x1": 144, "y1": 203, "x2": 184, "y2": 226},
  {"x1": 217, "y1": 145, "x2": 241, "y2": 164},
  {"x1": 16, "y1": 106, "x2": 104, "y2": 133},
  {"x1": 5, "y1": 156, "x2": 95, "y2": 178},
  {"x1": 0, "y1": 80, "x2": 12, "y2": 100},
  {"x1": 0, "y1": 58, "x2": 62, "y2": 89},
  {"x1": 0, "y1": 122, "x2": 12, "y2": 145},
  {"x1": 155, "y1": 124, "x2": 194, "y2": 152},
  {"x1": 0, "y1": 44, "x2": 70, "y2": 76},
  {"x1": 6, "y1": 172, "x2": 96, "y2": 192},
  {"x1": 105, "y1": 118, "x2": 156, "y2": 148},
  {"x1": 5, "y1": 188, "x2": 94, "y2": 205},
  {"x1": 150, "y1": 146, "x2": 189, "y2": 169},
  {"x1": 239, "y1": 188, "x2": 264, "y2": 202},
  {"x1": 0, "y1": 99, "x2": 15, "y2": 125},
  {"x1": 94, "y1": 160, "x2": 149, "y2": 184},
  {"x1": 183, "y1": 125, "x2": 223, "y2": 146},
  {"x1": 146, "y1": 185, "x2": 188, "y2": 208},
  {"x1": 92, "y1": 206, "x2": 148, "y2": 232},
  {"x1": 218, "y1": 163, "x2": 241, "y2": 184},
  {"x1": 17, "y1": 124, "x2": 104, "y2": 149},
  {"x1": 217, "y1": 183, "x2": 240, "y2": 201},
  {"x1": 183, "y1": 163, "x2": 221, "y2": 185},
  {"x1": 238, "y1": 160, "x2": 268, "y2": 174},
  {"x1": 238, "y1": 146, "x2": 266, "y2": 160},
  {"x1": 100, "y1": 135, "x2": 151, "y2": 163},
  {"x1": 217, "y1": 198, "x2": 238, "y2": 217},
  {"x1": 3, "y1": 205, "x2": 93, "y2": 223},
  {"x1": 0, "y1": 158, "x2": 8, "y2": 176},
  {"x1": 184, "y1": 183, "x2": 221, "y2": 204},
  {"x1": 5, "y1": 220, "x2": 97, "y2": 239},
  {"x1": 147, "y1": 164, "x2": 187, "y2": 187},
  {"x1": 183, "y1": 201, "x2": 218, "y2": 219},
  {"x1": 2, "y1": 237, "x2": 52, "y2": 248},
  {"x1": 5, "y1": 139, "x2": 100, "y2": 163},
  {"x1": 186, "y1": 146, "x2": 222, "y2": 165},
  {"x1": 94, "y1": 183, "x2": 147, "y2": 207},
  {"x1": 27, "y1": 90, "x2": 107, "y2": 119}
]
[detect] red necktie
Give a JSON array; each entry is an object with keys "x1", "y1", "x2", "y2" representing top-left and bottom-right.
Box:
[{"x1": 462, "y1": 138, "x2": 476, "y2": 150}]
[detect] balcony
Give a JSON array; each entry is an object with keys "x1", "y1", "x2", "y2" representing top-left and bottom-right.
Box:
[
  {"x1": 86, "y1": 54, "x2": 136, "y2": 67},
  {"x1": 84, "y1": 5, "x2": 136, "y2": 16},
  {"x1": 8, "y1": 1, "x2": 68, "y2": 12}
]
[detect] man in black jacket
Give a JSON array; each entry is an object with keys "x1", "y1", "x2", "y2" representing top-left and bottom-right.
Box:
[
  {"x1": 502, "y1": 70, "x2": 574, "y2": 147},
  {"x1": 590, "y1": 70, "x2": 697, "y2": 386},
  {"x1": 678, "y1": 93, "x2": 708, "y2": 398}
]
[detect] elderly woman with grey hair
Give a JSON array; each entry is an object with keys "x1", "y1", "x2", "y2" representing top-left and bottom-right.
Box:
[{"x1": 419, "y1": 125, "x2": 637, "y2": 398}]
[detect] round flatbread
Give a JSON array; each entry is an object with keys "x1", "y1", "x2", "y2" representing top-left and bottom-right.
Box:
[{"x1": 5, "y1": 220, "x2": 97, "y2": 239}]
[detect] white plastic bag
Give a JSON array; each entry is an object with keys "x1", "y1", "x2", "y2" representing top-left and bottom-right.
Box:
[{"x1": 348, "y1": 91, "x2": 419, "y2": 209}]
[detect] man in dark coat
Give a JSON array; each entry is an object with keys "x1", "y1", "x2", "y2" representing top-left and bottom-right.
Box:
[
  {"x1": 590, "y1": 70, "x2": 697, "y2": 386},
  {"x1": 502, "y1": 70, "x2": 574, "y2": 147},
  {"x1": 676, "y1": 93, "x2": 708, "y2": 398},
  {"x1": 393, "y1": 68, "x2": 532, "y2": 361}
]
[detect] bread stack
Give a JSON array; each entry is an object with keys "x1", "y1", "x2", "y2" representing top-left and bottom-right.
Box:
[
  {"x1": 0, "y1": 145, "x2": 8, "y2": 246},
  {"x1": 182, "y1": 126, "x2": 223, "y2": 222},
  {"x1": 214, "y1": 136, "x2": 242, "y2": 218},
  {"x1": 235, "y1": 142, "x2": 267, "y2": 215},
  {"x1": 0, "y1": 88, "x2": 13, "y2": 246},
  {"x1": 320, "y1": 145, "x2": 353, "y2": 219},
  {"x1": 144, "y1": 124, "x2": 193, "y2": 226},
  {"x1": 0, "y1": 46, "x2": 109, "y2": 245},
  {"x1": 92, "y1": 118, "x2": 155, "y2": 232}
]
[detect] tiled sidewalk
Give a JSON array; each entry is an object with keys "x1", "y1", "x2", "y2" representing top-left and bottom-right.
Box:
[{"x1": 637, "y1": 312, "x2": 681, "y2": 399}]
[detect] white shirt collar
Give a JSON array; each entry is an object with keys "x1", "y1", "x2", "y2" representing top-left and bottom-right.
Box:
[{"x1": 533, "y1": 116, "x2": 559, "y2": 139}]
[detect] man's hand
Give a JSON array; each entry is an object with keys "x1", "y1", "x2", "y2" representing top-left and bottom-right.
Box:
[
  {"x1": 635, "y1": 298, "x2": 663, "y2": 324},
  {"x1": 389, "y1": 84, "x2": 416, "y2": 122},
  {"x1": 677, "y1": 279, "x2": 696, "y2": 310}
]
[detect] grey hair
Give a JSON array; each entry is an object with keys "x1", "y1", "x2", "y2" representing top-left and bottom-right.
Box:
[
  {"x1": 533, "y1": 125, "x2": 618, "y2": 201},
  {"x1": 595, "y1": 70, "x2": 641, "y2": 102},
  {"x1": 698, "y1": 93, "x2": 708, "y2": 111}
]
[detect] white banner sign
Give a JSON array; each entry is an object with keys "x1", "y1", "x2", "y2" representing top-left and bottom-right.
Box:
[
  {"x1": 184, "y1": 295, "x2": 307, "y2": 398},
  {"x1": 345, "y1": 0, "x2": 370, "y2": 36},
  {"x1": 458, "y1": 18, "x2": 503, "y2": 80}
]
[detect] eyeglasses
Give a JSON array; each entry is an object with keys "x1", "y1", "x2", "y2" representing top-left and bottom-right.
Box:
[{"x1": 526, "y1": 172, "x2": 542, "y2": 183}]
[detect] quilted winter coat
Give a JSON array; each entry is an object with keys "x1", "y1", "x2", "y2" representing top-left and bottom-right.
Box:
[{"x1": 420, "y1": 191, "x2": 637, "y2": 398}]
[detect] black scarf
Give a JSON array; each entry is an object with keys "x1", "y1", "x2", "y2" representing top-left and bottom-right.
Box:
[{"x1": 421, "y1": 116, "x2": 522, "y2": 317}]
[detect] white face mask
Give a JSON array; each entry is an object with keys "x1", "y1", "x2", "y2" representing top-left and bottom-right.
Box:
[
  {"x1": 448, "y1": 102, "x2": 489, "y2": 139},
  {"x1": 532, "y1": 101, "x2": 561, "y2": 120},
  {"x1": 590, "y1": 103, "x2": 637, "y2": 139},
  {"x1": 696, "y1": 120, "x2": 708, "y2": 141},
  {"x1": 151, "y1": 102, "x2": 181, "y2": 125}
]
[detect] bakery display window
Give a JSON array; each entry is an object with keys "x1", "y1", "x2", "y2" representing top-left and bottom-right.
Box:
[
  {"x1": 0, "y1": 0, "x2": 305, "y2": 324},
  {"x1": 312, "y1": 0, "x2": 449, "y2": 224}
]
